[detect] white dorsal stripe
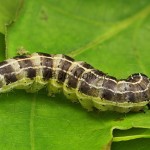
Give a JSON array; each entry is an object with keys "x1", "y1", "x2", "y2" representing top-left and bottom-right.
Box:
[
  {"x1": 0, "y1": 64, "x2": 149, "y2": 94},
  {"x1": 0, "y1": 53, "x2": 146, "y2": 86}
]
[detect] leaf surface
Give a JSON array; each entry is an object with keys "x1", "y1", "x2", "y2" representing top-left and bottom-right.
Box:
[{"x1": 1, "y1": 0, "x2": 150, "y2": 149}]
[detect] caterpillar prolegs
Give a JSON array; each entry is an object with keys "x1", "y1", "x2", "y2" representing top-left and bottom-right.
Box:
[{"x1": 0, "y1": 52, "x2": 150, "y2": 113}]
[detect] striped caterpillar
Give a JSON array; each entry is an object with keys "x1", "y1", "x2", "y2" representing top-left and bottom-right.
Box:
[{"x1": 0, "y1": 52, "x2": 150, "y2": 113}]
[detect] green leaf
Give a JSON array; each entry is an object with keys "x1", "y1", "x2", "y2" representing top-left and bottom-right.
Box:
[
  {"x1": 1, "y1": 0, "x2": 150, "y2": 149},
  {"x1": 0, "y1": 0, "x2": 23, "y2": 59},
  {"x1": 113, "y1": 128, "x2": 150, "y2": 141},
  {"x1": 112, "y1": 138, "x2": 150, "y2": 150},
  {"x1": 0, "y1": 33, "x2": 5, "y2": 61},
  {"x1": 0, "y1": 0, "x2": 22, "y2": 33}
]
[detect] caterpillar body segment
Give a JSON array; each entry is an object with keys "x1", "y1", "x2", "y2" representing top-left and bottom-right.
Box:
[{"x1": 0, "y1": 52, "x2": 150, "y2": 113}]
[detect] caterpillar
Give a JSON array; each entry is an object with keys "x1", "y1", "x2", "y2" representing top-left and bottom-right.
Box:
[{"x1": 0, "y1": 52, "x2": 150, "y2": 113}]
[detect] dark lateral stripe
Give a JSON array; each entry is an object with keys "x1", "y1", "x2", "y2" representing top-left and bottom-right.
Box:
[
  {"x1": 63, "y1": 55, "x2": 74, "y2": 62},
  {"x1": 14, "y1": 55, "x2": 36, "y2": 79},
  {"x1": 57, "y1": 70, "x2": 66, "y2": 82},
  {"x1": 27, "y1": 68, "x2": 36, "y2": 79},
  {"x1": 80, "y1": 62, "x2": 93, "y2": 69},
  {"x1": 67, "y1": 65, "x2": 85, "y2": 88},
  {"x1": 127, "y1": 74, "x2": 141, "y2": 82},
  {"x1": 93, "y1": 69, "x2": 106, "y2": 77},
  {"x1": 101, "y1": 89, "x2": 114, "y2": 101},
  {"x1": 82, "y1": 71, "x2": 98, "y2": 84},
  {"x1": 5, "y1": 74, "x2": 18, "y2": 85},
  {"x1": 0, "y1": 61, "x2": 13, "y2": 75},
  {"x1": 0, "y1": 61, "x2": 8, "y2": 68},
  {"x1": 57, "y1": 56, "x2": 73, "y2": 82},
  {"x1": 71, "y1": 66, "x2": 85, "y2": 78},
  {"x1": 0, "y1": 60, "x2": 18, "y2": 85},
  {"x1": 105, "y1": 75, "x2": 117, "y2": 80},
  {"x1": 78, "y1": 81, "x2": 99, "y2": 97},
  {"x1": 38, "y1": 53, "x2": 53, "y2": 80},
  {"x1": 102, "y1": 78, "x2": 117, "y2": 91},
  {"x1": 13, "y1": 55, "x2": 29, "y2": 59},
  {"x1": 43, "y1": 67, "x2": 52, "y2": 80},
  {"x1": 67, "y1": 76, "x2": 78, "y2": 88},
  {"x1": 37, "y1": 52, "x2": 52, "y2": 57}
]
